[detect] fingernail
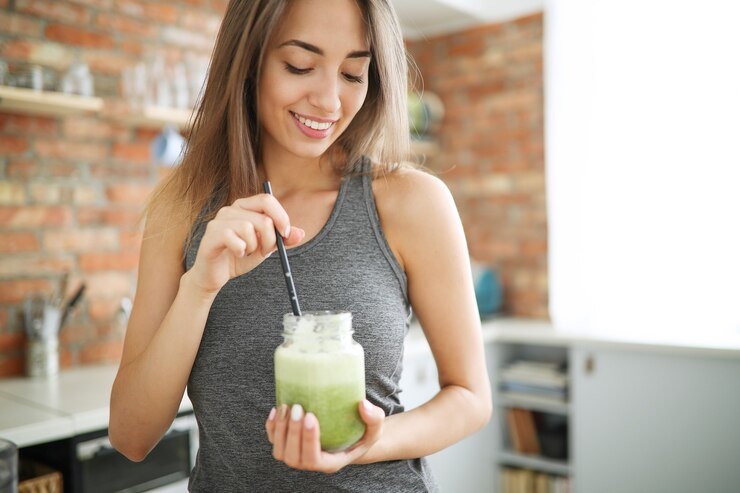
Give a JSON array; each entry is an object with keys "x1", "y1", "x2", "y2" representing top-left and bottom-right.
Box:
[
  {"x1": 265, "y1": 250, "x2": 274, "y2": 258},
  {"x1": 279, "y1": 405, "x2": 288, "y2": 419},
  {"x1": 304, "y1": 412, "x2": 316, "y2": 430},
  {"x1": 284, "y1": 225, "x2": 291, "y2": 238},
  {"x1": 291, "y1": 403, "x2": 304, "y2": 421},
  {"x1": 363, "y1": 399, "x2": 372, "y2": 412},
  {"x1": 268, "y1": 407, "x2": 276, "y2": 421}
]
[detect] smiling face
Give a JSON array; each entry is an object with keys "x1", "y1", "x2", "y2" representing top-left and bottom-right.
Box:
[{"x1": 258, "y1": 0, "x2": 371, "y2": 162}]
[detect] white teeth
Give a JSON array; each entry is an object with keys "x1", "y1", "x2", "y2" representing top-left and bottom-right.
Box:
[{"x1": 293, "y1": 112, "x2": 333, "y2": 131}]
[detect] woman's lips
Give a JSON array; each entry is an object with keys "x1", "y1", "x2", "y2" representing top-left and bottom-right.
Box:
[{"x1": 290, "y1": 111, "x2": 335, "y2": 139}]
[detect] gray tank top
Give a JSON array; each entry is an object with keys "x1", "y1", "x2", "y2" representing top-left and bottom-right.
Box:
[{"x1": 184, "y1": 157, "x2": 440, "y2": 492}]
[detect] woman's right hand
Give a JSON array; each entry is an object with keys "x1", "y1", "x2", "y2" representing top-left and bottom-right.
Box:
[{"x1": 184, "y1": 194, "x2": 305, "y2": 298}]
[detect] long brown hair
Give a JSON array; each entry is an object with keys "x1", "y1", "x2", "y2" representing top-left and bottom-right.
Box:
[{"x1": 146, "y1": 0, "x2": 414, "y2": 252}]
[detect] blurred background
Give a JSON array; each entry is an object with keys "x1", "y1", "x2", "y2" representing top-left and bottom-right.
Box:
[{"x1": 1, "y1": 0, "x2": 739, "y2": 492}]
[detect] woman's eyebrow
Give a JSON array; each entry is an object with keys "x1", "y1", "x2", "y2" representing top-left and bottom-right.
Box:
[{"x1": 278, "y1": 39, "x2": 371, "y2": 59}]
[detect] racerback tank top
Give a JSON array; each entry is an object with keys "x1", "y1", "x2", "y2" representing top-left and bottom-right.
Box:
[{"x1": 184, "y1": 156, "x2": 440, "y2": 492}]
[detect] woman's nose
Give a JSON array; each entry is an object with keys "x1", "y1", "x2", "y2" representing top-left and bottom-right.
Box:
[{"x1": 307, "y1": 73, "x2": 341, "y2": 115}]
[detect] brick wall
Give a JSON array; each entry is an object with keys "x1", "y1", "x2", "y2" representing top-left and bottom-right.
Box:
[
  {"x1": 0, "y1": 3, "x2": 547, "y2": 378},
  {"x1": 406, "y1": 13, "x2": 548, "y2": 318},
  {"x1": 0, "y1": 0, "x2": 226, "y2": 377}
]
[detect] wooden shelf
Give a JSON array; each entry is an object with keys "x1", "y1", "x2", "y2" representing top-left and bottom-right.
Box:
[
  {"x1": 0, "y1": 85, "x2": 103, "y2": 116},
  {"x1": 116, "y1": 105, "x2": 194, "y2": 130},
  {"x1": 498, "y1": 450, "x2": 571, "y2": 476}
]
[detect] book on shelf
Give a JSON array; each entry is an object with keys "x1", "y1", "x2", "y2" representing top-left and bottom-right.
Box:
[
  {"x1": 501, "y1": 467, "x2": 571, "y2": 493},
  {"x1": 501, "y1": 359, "x2": 568, "y2": 389},
  {"x1": 507, "y1": 408, "x2": 540, "y2": 455}
]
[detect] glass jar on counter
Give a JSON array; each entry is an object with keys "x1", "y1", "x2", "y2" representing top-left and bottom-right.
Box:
[{"x1": 274, "y1": 311, "x2": 366, "y2": 452}]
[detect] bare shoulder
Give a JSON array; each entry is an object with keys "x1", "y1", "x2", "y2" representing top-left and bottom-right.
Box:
[{"x1": 371, "y1": 165, "x2": 459, "y2": 271}]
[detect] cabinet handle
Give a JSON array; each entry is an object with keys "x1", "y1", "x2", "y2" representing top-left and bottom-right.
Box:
[{"x1": 585, "y1": 354, "x2": 595, "y2": 375}]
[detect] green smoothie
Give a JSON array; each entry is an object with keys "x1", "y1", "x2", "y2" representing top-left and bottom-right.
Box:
[{"x1": 275, "y1": 339, "x2": 366, "y2": 451}]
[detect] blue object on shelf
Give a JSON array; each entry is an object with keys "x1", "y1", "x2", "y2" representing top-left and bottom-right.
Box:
[{"x1": 471, "y1": 262, "x2": 503, "y2": 317}]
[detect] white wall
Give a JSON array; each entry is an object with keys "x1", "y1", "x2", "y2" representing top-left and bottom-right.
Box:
[{"x1": 545, "y1": 0, "x2": 740, "y2": 340}]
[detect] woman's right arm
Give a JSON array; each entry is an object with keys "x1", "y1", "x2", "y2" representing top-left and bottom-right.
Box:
[{"x1": 109, "y1": 194, "x2": 303, "y2": 461}]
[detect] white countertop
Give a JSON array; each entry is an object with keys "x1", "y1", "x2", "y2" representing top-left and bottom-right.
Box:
[
  {"x1": 0, "y1": 363, "x2": 192, "y2": 447},
  {"x1": 2, "y1": 317, "x2": 739, "y2": 448}
]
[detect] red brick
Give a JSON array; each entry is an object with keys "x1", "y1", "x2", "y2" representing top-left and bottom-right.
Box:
[
  {"x1": 120, "y1": 40, "x2": 144, "y2": 56},
  {"x1": 0, "y1": 11, "x2": 43, "y2": 37},
  {"x1": 106, "y1": 183, "x2": 154, "y2": 204},
  {"x1": 0, "y1": 232, "x2": 40, "y2": 253},
  {"x1": 88, "y1": 298, "x2": 121, "y2": 323},
  {"x1": 79, "y1": 252, "x2": 139, "y2": 271},
  {"x1": 28, "y1": 183, "x2": 99, "y2": 205},
  {"x1": 0, "y1": 206, "x2": 72, "y2": 228},
  {"x1": 83, "y1": 52, "x2": 138, "y2": 76},
  {"x1": 0, "y1": 182, "x2": 26, "y2": 205},
  {"x1": 90, "y1": 163, "x2": 150, "y2": 179},
  {"x1": 16, "y1": 0, "x2": 92, "y2": 24},
  {"x1": 61, "y1": 116, "x2": 122, "y2": 141},
  {"x1": 34, "y1": 140, "x2": 107, "y2": 160},
  {"x1": 0, "y1": 135, "x2": 29, "y2": 155},
  {"x1": 44, "y1": 24, "x2": 115, "y2": 49},
  {"x1": 43, "y1": 228, "x2": 119, "y2": 252},
  {"x1": 79, "y1": 339, "x2": 123, "y2": 364},
  {"x1": 94, "y1": 12, "x2": 155, "y2": 37},
  {"x1": 115, "y1": 0, "x2": 177, "y2": 23},
  {"x1": 0, "y1": 255, "x2": 75, "y2": 278},
  {"x1": 0, "y1": 356, "x2": 24, "y2": 377},
  {"x1": 77, "y1": 207, "x2": 142, "y2": 227},
  {"x1": 0, "y1": 39, "x2": 33, "y2": 59},
  {"x1": 6, "y1": 160, "x2": 39, "y2": 179},
  {"x1": 47, "y1": 163, "x2": 83, "y2": 178},
  {"x1": 0, "y1": 331, "x2": 24, "y2": 352},
  {"x1": 59, "y1": 322, "x2": 94, "y2": 345},
  {"x1": 111, "y1": 142, "x2": 152, "y2": 164},
  {"x1": 0, "y1": 113, "x2": 58, "y2": 136},
  {"x1": 59, "y1": 347, "x2": 75, "y2": 368},
  {"x1": 0, "y1": 279, "x2": 53, "y2": 303},
  {"x1": 84, "y1": 272, "x2": 133, "y2": 298}
]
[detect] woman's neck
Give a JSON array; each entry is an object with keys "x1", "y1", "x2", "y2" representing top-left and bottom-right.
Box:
[{"x1": 258, "y1": 148, "x2": 342, "y2": 197}]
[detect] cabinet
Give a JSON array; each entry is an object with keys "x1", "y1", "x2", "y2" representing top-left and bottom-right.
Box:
[{"x1": 572, "y1": 346, "x2": 740, "y2": 493}]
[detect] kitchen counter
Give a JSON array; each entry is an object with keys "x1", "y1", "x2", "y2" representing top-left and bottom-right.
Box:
[
  {"x1": 3, "y1": 317, "x2": 740, "y2": 448},
  {"x1": 0, "y1": 364, "x2": 192, "y2": 447}
]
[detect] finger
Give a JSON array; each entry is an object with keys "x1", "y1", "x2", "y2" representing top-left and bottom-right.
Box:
[
  {"x1": 283, "y1": 227, "x2": 306, "y2": 247},
  {"x1": 301, "y1": 412, "x2": 322, "y2": 469},
  {"x1": 265, "y1": 407, "x2": 277, "y2": 443},
  {"x1": 272, "y1": 404, "x2": 290, "y2": 461},
  {"x1": 358, "y1": 399, "x2": 385, "y2": 441},
  {"x1": 225, "y1": 220, "x2": 258, "y2": 255},
  {"x1": 233, "y1": 194, "x2": 291, "y2": 239},
  {"x1": 222, "y1": 228, "x2": 247, "y2": 258},
  {"x1": 283, "y1": 404, "x2": 304, "y2": 468},
  {"x1": 258, "y1": 215, "x2": 281, "y2": 257}
]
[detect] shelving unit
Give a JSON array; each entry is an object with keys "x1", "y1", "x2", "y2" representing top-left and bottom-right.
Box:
[
  {"x1": 491, "y1": 339, "x2": 572, "y2": 491},
  {"x1": 0, "y1": 85, "x2": 103, "y2": 116}
]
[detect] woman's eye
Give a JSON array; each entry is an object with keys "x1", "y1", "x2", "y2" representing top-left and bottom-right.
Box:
[
  {"x1": 284, "y1": 63, "x2": 364, "y2": 84},
  {"x1": 284, "y1": 63, "x2": 311, "y2": 75},
  {"x1": 343, "y1": 73, "x2": 364, "y2": 84}
]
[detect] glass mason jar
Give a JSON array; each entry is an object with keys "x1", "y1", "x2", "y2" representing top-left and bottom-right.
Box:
[{"x1": 274, "y1": 311, "x2": 366, "y2": 452}]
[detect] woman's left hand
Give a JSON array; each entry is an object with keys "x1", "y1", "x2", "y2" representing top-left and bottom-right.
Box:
[{"x1": 265, "y1": 399, "x2": 385, "y2": 473}]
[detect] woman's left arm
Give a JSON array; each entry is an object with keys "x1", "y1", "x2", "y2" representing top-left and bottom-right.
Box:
[{"x1": 354, "y1": 168, "x2": 492, "y2": 463}]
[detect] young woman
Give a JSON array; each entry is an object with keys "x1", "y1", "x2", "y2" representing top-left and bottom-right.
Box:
[{"x1": 109, "y1": 0, "x2": 491, "y2": 491}]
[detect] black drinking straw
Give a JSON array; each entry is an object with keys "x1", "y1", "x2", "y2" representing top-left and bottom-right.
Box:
[{"x1": 262, "y1": 181, "x2": 302, "y2": 316}]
